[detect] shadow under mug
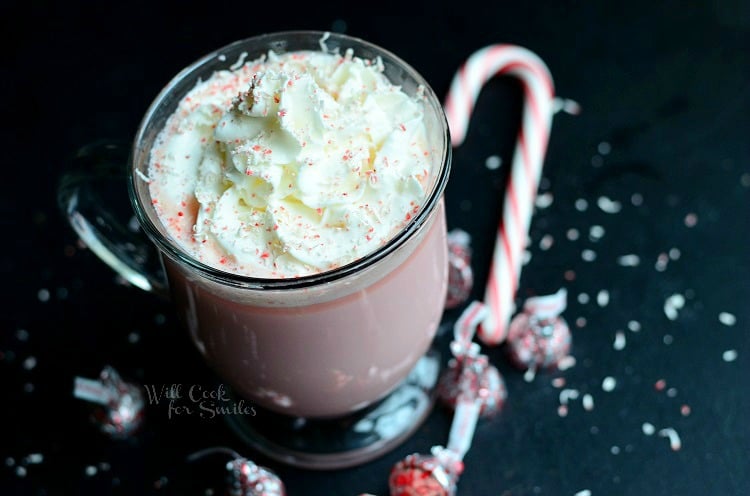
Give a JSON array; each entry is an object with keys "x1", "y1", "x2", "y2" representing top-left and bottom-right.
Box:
[{"x1": 58, "y1": 31, "x2": 452, "y2": 469}]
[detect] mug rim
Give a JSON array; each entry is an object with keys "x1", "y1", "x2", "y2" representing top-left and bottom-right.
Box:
[{"x1": 129, "y1": 30, "x2": 452, "y2": 290}]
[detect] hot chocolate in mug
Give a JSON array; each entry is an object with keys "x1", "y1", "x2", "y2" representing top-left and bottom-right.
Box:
[{"x1": 60, "y1": 31, "x2": 453, "y2": 469}]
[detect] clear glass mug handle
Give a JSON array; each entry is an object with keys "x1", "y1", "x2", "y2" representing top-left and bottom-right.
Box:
[{"x1": 57, "y1": 140, "x2": 169, "y2": 298}]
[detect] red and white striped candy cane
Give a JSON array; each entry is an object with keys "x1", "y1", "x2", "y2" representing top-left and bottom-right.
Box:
[{"x1": 444, "y1": 44, "x2": 555, "y2": 345}]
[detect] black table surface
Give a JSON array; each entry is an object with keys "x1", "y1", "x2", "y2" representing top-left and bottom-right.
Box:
[{"x1": 3, "y1": 1, "x2": 749, "y2": 495}]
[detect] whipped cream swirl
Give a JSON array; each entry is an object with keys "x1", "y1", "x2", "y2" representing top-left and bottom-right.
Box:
[{"x1": 148, "y1": 49, "x2": 434, "y2": 277}]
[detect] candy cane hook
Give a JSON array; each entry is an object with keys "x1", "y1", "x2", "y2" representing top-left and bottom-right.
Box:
[{"x1": 444, "y1": 44, "x2": 556, "y2": 345}]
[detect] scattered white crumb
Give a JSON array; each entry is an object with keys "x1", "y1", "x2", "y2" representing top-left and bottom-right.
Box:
[
  {"x1": 602, "y1": 376, "x2": 616, "y2": 392},
  {"x1": 558, "y1": 355, "x2": 577, "y2": 371},
  {"x1": 627, "y1": 320, "x2": 641, "y2": 332},
  {"x1": 577, "y1": 293, "x2": 590, "y2": 304},
  {"x1": 567, "y1": 228, "x2": 580, "y2": 241},
  {"x1": 589, "y1": 225, "x2": 605, "y2": 241},
  {"x1": 559, "y1": 389, "x2": 580, "y2": 405},
  {"x1": 642, "y1": 422, "x2": 656, "y2": 435},
  {"x1": 719, "y1": 312, "x2": 737, "y2": 326},
  {"x1": 485, "y1": 155, "x2": 502, "y2": 170},
  {"x1": 597, "y1": 290, "x2": 610, "y2": 307},
  {"x1": 664, "y1": 294, "x2": 685, "y2": 320},
  {"x1": 598, "y1": 142, "x2": 611, "y2": 155},
  {"x1": 613, "y1": 331, "x2": 626, "y2": 350},
  {"x1": 22, "y1": 356, "x2": 37, "y2": 370},
  {"x1": 722, "y1": 350, "x2": 738, "y2": 362},
  {"x1": 582, "y1": 249, "x2": 597, "y2": 262},
  {"x1": 658, "y1": 428, "x2": 682, "y2": 451},
  {"x1": 655, "y1": 253, "x2": 669, "y2": 271},
  {"x1": 597, "y1": 196, "x2": 622, "y2": 213},
  {"x1": 582, "y1": 394, "x2": 594, "y2": 411},
  {"x1": 575, "y1": 199, "x2": 588, "y2": 211},
  {"x1": 574, "y1": 490, "x2": 592, "y2": 496},
  {"x1": 37, "y1": 289, "x2": 50, "y2": 302},
  {"x1": 536, "y1": 192, "x2": 554, "y2": 208},
  {"x1": 617, "y1": 254, "x2": 640, "y2": 267},
  {"x1": 684, "y1": 213, "x2": 698, "y2": 227},
  {"x1": 540, "y1": 234, "x2": 554, "y2": 251}
]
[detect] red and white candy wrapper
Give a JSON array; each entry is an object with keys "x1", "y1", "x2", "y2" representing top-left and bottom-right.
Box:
[
  {"x1": 73, "y1": 365, "x2": 145, "y2": 438},
  {"x1": 227, "y1": 456, "x2": 285, "y2": 496},
  {"x1": 445, "y1": 229, "x2": 474, "y2": 309},
  {"x1": 438, "y1": 301, "x2": 506, "y2": 416},
  {"x1": 506, "y1": 288, "x2": 571, "y2": 371},
  {"x1": 389, "y1": 446, "x2": 462, "y2": 496},
  {"x1": 391, "y1": 303, "x2": 503, "y2": 495},
  {"x1": 187, "y1": 447, "x2": 285, "y2": 496},
  {"x1": 444, "y1": 44, "x2": 555, "y2": 345},
  {"x1": 389, "y1": 395, "x2": 485, "y2": 495}
]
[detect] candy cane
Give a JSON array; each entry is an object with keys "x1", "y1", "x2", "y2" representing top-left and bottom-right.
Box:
[{"x1": 444, "y1": 44, "x2": 555, "y2": 345}]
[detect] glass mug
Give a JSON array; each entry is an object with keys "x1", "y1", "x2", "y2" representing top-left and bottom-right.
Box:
[{"x1": 59, "y1": 31, "x2": 451, "y2": 469}]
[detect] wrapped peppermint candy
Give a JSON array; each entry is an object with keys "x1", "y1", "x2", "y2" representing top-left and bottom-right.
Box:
[
  {"x1": 187, "y1": 447, "x2": 285, "y2": 496},
  {"x1": 73, "y1": 365, "x2": 144, "y2": 438},
  {"x1": 391, "y1": 302, "x2": 503, "y2": 495},
  {"x1": 445, "y1": 229, "x2": 474, "y2": 309},
  {"x1": 506, "y1": 288, "x2": 571, "y2": 372},
  {"x1": 389, "y1": 446, "x2": 463, "y2": 496},
  {"x1": 227, "y1": 455, "x2": 285, "y2": 496},
  {"x1": 438, "y1": 301, "x2": 506, "y2": 416}
]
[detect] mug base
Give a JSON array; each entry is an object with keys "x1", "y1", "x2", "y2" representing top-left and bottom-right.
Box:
[{"x1": 224, "y1": 349, "x2": 441, "y2": 470}]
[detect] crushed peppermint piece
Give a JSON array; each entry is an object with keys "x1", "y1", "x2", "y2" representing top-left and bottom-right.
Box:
[
  {"x1": 37, "y1": 289, "x2": 50, "y2": 302},
  {"x1": 718, "y1": 312, "x2": 737, "y2": 326},
  {"x1": 598, "y1": 141, "x2": 611, "y2": 155},
  {"x1": 664, "y1": 294, "x2": 685, "y2": 320},
  {"x1": 655, "y1": 253, "x2": 669, "y2": 271},
  {"x1": 658, "y1": 428, "x2": 682, "y2": 451},
  {"x1": 536, "y1": 192, "x2": 554, "y2": 208},
  {"x1": 627, "y1": 320, "x2": 641, "y2": 332},
  {"x1": 582, "y1": 394, "x2": 594, "y2": 411},
  {"x1": 582, "y1": 249, "x2": 597, "y2": 262},
  {"x1": 602, "y1": 376, "x2": 616, "y2": 392},
  {"x1": 22, "y1": 356, "x2": 37, "y2": 370},
  {"x1": 642, "y1": 422, "x2": 656, "y2": 435},
  {"x1": 575, "y1": 198, "x2": 588, "y2": 211},
  {"x1": 557, "y1": 355, "x2": 577, "y2": 370},
  {"x1": 485, "y1": 154, "x2": 502, "y2": 170},
  {"x1": 613, "y1": 331, "x2": 626, "y2": 350},
  {"x1": 617, "y1": 254, "x2": 640, "y2": 267},
  {"x1": 539, "y1": 234, "x2": 554, "y2": 250},
  {"x1": 588, "y1": 225, "x2": 605, "y2": 241},
  {"x1": 684, "y1": 213, "x2": 698, "y2": 227},
  {"x1": 597, "y1": 196, "x2": 622, "y2": 213},
  {"x1": 631, "y1": 193, "x2": 643, "y2": 206},
  {"x1": 566, "y1": 228, "x2": 580, "y2": 241},
  {"x1": 597, "y1": 290, "x2": 610, "y2": 307},
  {"x1": 559, "y1": 389, "x2": 580, "y2": 405},
  {"x1": 722, "y1": 350, "x2": 738, "y2": 362},
  {"x1": 574, "y1": 490, "x2": 592, "y2": 496},
  {"x1": 577, "y1": 292, "x2": 590, "y2": 304}
]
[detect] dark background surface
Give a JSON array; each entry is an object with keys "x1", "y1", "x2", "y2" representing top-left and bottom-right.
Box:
[{"x1": 2, "y1": 1, "x2": 749, "y2": 495}]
